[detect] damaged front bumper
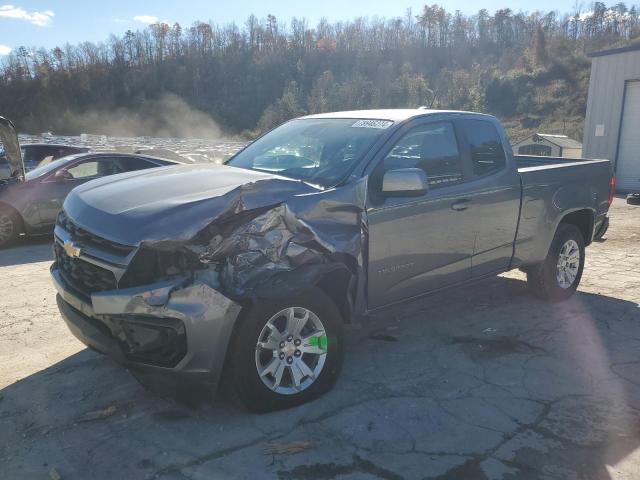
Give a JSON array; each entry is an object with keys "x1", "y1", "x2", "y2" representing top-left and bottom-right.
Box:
[{"x1": 51, "y1": 265, "x2": 241, "y2": 396}]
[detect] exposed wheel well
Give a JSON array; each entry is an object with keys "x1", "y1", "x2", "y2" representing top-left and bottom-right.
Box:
[
  {"x1": 224, "y1": 260, "x2": 358, "y2": 381},
  {"x1": 315, "y1": 259, "x2": 358, "y2": 324},
  {"x1": 0, "y1": 201, "x2": 24, "y2": 234},
  {"x1": 559, "y1": 209, "x2": 593, "y2": 246}
]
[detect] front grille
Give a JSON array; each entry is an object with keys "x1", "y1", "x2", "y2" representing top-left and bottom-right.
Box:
[
  {"x1": 57, "y1": 211, "x2": 134, "y2": 256},
  {"x1": 55, "y1": 243, "x2": 117, "y2": 298}
]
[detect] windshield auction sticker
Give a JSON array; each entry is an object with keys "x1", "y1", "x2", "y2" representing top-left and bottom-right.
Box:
[{"x1": 351, "y1": 119, "x2": 394, "y2": 129}]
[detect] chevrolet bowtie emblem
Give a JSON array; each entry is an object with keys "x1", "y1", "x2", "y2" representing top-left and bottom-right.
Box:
[{"x1": 63, "y1": 240, "x2": 82, "y2": 258}]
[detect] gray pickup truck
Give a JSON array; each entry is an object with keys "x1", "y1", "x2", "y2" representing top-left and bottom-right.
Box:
[{"x1": 50, "y1": 109, "x2": 614, "y2": 411}]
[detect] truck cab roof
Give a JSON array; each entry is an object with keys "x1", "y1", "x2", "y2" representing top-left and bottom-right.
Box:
[{"x1": 302, "y1": 108, "x2": 496, "y2": 123}]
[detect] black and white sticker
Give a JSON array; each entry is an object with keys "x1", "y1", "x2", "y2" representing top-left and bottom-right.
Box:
[{"x1": 351, "y1": 119, "x2": 394, "y2": 129}]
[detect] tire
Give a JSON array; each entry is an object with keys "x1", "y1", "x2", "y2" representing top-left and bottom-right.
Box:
[
  {"x1": 227, "y1": 287, "x2": 344, "y2": 412},
  {"x1": 0, "y1": 207, "x2": 20, "y2": 248},
  {"x1": 527, "y1": 223, "x2": 585, "y2": 302},
  {"x1": 593, "y1": 216, "x2": 609, "y2": 241}
]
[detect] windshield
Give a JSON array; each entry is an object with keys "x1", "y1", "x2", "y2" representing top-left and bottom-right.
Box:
[
  {"x1": 24, "y1": 157, "x2": 71, "y2": 180},
  {"x1": 227, "y1": 118, "x2": 393, "y2": 187}
]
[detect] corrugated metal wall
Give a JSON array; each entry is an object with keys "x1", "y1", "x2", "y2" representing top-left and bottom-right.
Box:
[{"x1": 583, "y1": 49, "x2": 640, "y2": 170}]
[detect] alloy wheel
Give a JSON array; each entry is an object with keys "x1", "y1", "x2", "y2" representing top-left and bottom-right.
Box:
[
  {"x1": 255, "y1": 306, "x2": 328, "y2": 395},
  {"x1": 556, "y1": 239, "x2": 580, "y2": 289}
]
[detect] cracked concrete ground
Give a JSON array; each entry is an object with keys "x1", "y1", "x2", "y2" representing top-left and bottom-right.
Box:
[{"x1": 1, "y1": 197, "x2": 639, "y2": 479}]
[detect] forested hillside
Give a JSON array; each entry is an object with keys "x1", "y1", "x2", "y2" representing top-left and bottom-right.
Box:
[{"x1": 1, "y1": 2, "x2": 639, "y2": 142}]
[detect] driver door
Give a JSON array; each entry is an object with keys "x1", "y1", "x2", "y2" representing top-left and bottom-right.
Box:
[{"x1": 366, "y1": 120, "x2": 475, "y2": 308}]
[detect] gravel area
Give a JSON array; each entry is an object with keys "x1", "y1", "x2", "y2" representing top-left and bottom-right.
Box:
[{"x1": 1, "y1": 197, "x2": 639, "y2": 479}]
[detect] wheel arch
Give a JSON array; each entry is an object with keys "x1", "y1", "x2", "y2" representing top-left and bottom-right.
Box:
[
  {"x1": 557, "y1": 209, "x2": 595, "y2": 246},
  {"x1": 315, "y1": 257, "x2": 358, "y2": 324}
]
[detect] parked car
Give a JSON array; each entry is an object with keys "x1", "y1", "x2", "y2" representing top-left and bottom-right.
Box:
[
  {"x1": 627, "y1": 193, "x2": 640, "y2": 205},
  {"x1": 0, "y1": 152, "x2": 178, "y2": 247},
  {"x1": 0, "y1": 143, "x2": 89, "y2": 179},
  {"x1": 50, "y1": 109, "x2": 614, "y2": 411}
]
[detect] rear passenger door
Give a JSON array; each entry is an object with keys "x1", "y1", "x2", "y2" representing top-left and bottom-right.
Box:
[
  {"x1": 456, "y1": 119, "x2": 521, "y2": 277},
  {"x1": 367, "y1": 120, "x2": 475, "y2": 308}
]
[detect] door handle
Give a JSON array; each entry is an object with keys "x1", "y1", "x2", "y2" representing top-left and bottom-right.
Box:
[{"x1": 451, "y1": 199, "x2": 470, "y2": 211}]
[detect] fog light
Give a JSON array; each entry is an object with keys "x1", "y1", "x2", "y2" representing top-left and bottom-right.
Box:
[{"x1": 107, "y1": 316, "x2": 187, "y2": 368}]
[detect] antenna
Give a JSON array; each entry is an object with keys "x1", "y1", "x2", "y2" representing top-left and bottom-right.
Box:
[
  {"x1": 429, "y1": 90, "x2": 438, "y2": 108},
  {"x1": 418, "y1": 90, "x2": 439, "y2": 110}
]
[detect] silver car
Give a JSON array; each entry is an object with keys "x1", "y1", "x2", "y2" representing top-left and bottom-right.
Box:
[{"x1": 0, "y1": 152, "x2": 177, "y2": 247}]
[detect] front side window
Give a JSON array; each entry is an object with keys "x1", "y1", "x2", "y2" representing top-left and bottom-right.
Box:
[
  {"x1": 460, "y1": 119, "x2": 506, "y2": 176},
  {"x1": 66, "y1": 159, "x2": 122, "y2": 179},
  {"x1": 383, "y1": 122, "x2": 462, "y2": 188},
  {"x1": 227, "y1": 118, "x2": 392, "y2": 187}
]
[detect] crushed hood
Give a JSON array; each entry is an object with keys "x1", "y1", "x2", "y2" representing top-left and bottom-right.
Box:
[
  {"x1": 64, "y1": 163, "x2": 319, "y2": 245},
  {"x1": 62, "y1": 161, "x2": 369, "y2": 314},
  {"x1": 0, "y1": 116, "x2": 24, "y2": 180}
]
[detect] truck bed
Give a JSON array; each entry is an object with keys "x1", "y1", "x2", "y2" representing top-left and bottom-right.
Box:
[
  {"x1": 515, "y1": 154, "x2": 608, "y2": 171},
  {"x1": 511, "y1": 154, "x2": 612, "y2": 268}
]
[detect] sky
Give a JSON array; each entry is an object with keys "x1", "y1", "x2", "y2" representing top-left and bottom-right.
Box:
[{"x1": 0, "y1": 0, "x2": 588, "y2": 55}]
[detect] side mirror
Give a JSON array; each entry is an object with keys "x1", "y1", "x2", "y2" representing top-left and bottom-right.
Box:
[
  {"x1": 53, "y1": 169, "x2": 73, "y2": 182},
  {"x1": 382, "y1": 168, "x2": 429, "y2": 196}
]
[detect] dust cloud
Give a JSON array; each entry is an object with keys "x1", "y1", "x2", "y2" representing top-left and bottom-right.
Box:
[{"x1": 64, "y1": 94, "x2": 225, "y2": 139}]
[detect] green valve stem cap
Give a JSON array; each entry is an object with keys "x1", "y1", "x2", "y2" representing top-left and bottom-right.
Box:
[{"x1": 308, "y1": 335, "x2": 328, "y2": 349}]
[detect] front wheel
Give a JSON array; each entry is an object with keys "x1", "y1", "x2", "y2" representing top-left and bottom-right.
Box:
[
  {"x1": 227, "y1": 288, "x2": 344, "y2": 412},
  {"x1": 527, "y1": 224, "x2": 585, "y2": 301},
  {"x1": 0, "y1": 207, "x2": 20, "y2": 248}
]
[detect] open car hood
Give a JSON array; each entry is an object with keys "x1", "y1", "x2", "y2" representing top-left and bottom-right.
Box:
[{"x1": 0, "y1": 117, "x2": 24, "y2": 180}]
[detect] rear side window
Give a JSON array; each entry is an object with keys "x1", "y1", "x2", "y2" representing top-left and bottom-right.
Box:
[
  {"x1": 384, "y1": 122, "x2": 463, "y2": 188},
  {"x1": 21, "y1": 146, "x2": 45, "y2": 162},
  {"x1": 460, "y1": 120, "x2": 506, "y2": 176},
  {"x1": 116, "y1": 157, "x2": 157, "y2": 172}
]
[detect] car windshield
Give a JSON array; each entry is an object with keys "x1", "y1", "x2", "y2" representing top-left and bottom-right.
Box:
[
  {"x1": 24, "y1": 157, "x2": 73, "y2": 180},
  {"x1": 227, "y1": 118, "x2": 394, "y2": 187}
]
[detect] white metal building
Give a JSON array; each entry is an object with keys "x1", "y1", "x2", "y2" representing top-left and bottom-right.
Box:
[
  {"x1": 583, "y1": 45, "x2": 640, "y2": 192},
  {"x1": 512, "y1": 133, "x2": 583, "y2": 158}
]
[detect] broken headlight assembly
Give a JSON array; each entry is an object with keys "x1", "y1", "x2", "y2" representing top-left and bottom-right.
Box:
[{"x1": 119, "y1": 247, "x2": 204, "y2": 289}]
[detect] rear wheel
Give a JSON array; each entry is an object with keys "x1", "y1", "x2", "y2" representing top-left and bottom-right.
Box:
[
  {"x1": 227, "y1": 288, "x2": 344, "y2": 412},
  {"x1": 0, "y1": 207, "x2": 20, "y2": 248},
  {"x1": 527, "y1": 224, "x2": 585, "y2": 301}
]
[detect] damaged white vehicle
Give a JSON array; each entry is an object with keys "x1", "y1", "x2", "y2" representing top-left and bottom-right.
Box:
[{"x1": 51, "y1": 110, "x2": 613, "y2": 411}]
